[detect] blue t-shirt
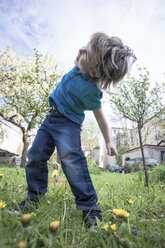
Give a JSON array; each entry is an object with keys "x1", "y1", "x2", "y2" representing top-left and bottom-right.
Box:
[{"x1": 49, "y1": 66, "x2": 103, "y2": 124}]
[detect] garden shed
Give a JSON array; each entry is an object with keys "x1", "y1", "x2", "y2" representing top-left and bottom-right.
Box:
[{"x1": 122, "y1": 141, "x2": 165, "y2": 166}]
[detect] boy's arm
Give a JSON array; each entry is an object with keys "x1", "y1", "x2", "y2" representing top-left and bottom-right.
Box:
[{"x1": 93, "y1": 108, "x2": 118, "y2": 158}]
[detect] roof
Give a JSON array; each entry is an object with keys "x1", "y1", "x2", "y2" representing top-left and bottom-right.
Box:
[
  {"x1": 157, "y1": 140, "x2": 165, "y2": 146},
  {"x1": 123, "y1": 143, "x2": 165, "y2": 154}
]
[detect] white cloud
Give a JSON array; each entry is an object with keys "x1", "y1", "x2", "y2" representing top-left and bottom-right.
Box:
[
  {"x1": 0, "y1": 0, "x2": 164, "y2": 127},
  {"x1": 0, "y1": 0, "x2": 165, "y2": 81}
]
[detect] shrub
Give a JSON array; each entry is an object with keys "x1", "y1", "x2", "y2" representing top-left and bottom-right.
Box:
[
  {"x1": 88, "y1": 164, "x2": 102, "y2": 175},
  {"x1": 87, "y1": 157, "x2": 102, "y2": 175},
  {"x1": 117, "y1": 146, "x2": 131, "y2": 165},
  {"x1": 150, "y1": 165, "x2": 165, "y2": 183}
]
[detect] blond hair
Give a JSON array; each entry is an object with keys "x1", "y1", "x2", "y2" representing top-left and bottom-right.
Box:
[{"x1": 89, "y1": 32, "x2": 136, "y2": 89}]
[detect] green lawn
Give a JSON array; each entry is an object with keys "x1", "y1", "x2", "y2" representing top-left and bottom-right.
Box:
[{"x1": 0, "y1": 165, "x2": 165, "y2": 248}]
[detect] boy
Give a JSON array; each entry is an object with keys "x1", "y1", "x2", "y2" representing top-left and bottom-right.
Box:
[{"x1": 10, "y1": 32, "x2": 136, "y2": 228}]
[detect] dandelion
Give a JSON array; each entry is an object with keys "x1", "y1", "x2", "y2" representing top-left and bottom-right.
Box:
[
  {"x1": 110, "y1": 224, "x2": 117, "y2": 232},
  {"x1": 18, "y1": 184, "x2": 23, "y2": 188},
  {"x1": 0, "y1": 200, "x2": 7, "y2": 208},
  {"x1": 17, "y1": 241, "x2": 27, "y2": 248},
  {"x1": 119, "y1": 238, "x2": 125, "y2": 245},
  {"x1": 0, "y1": 174, "x2": 4, "y2": 181},
  {"x1": 138, "y1": 196, "x2": 142, "y2": 199},
  {"x1": 49, "y1": 221, "x2": 60, "y2": 234},
  {"x1": 160, "y1": 185, "x2": 164, "y2": 188},
  {"x1": 113, "y1": 209, "x2": 130, "y2": 217},
  {"x1": 128, "y1": 199, "x2": 134, "y2": 204},
  {"x1": 102, "y1": 224, "x2": 109, "y2": 231},
  {"x1": 31, "y1": 212, "x2": 37, "y2": 217},
  {"x1": 47, "y1": 200, "x2": 51, "y2": 205},
  {"x1": 52, "y1": 170, "x2": 58, "y2": 178},
  {"x1": 21, "y1": 214, "x2": 32, "y2": 227}
]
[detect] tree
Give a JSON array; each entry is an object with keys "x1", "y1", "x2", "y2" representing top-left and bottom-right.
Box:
[
  {"x1": 117, "y1": 146, "x2": 132, "y2": 166},
  {"x1": 81, "y1": 118, "x2": 100, "y2": 150},
  {"x1": 107, "y1": 66, "x2": 165, "y2": 186},
  {"x1": 0, "y1": 46, "x2": 62, "y2": 167}
]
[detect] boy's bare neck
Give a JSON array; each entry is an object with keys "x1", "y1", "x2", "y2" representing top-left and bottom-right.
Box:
[{"x1": 77, "y1": 67, "x2": 99, "y2": 84}]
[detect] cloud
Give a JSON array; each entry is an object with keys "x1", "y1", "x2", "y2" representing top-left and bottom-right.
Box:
[{"x1": 0, "y1": 0, "x2": 165, "y2": 83}]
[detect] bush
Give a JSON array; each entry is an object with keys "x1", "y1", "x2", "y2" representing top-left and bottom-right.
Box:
[
  {"x1": 117, "y1": 146, "x2": 131, "y2": 165},
  {"x1": 88, "y1": 164, "x2": 102, "y2": 175},
  {"x1": 87, "y1": 156, "x2": 102, "y2": 175},
  {"x1": 150, "y1": 165, "x2": 165, "y2": 183}
]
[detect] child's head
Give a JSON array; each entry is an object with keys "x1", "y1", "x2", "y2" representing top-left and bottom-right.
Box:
[{"x1": 75, "y1": 32, "x2": 136, "y2": 89}]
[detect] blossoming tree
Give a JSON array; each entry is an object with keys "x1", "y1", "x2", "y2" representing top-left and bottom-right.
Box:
[
  {"x1": 0, "y1": 46, "x2": 62, "y2": 167},
  {"x1": 107, "y1": 66, "x2": 165, "y2": 186}
]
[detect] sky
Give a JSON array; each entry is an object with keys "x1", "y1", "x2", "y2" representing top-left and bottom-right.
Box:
[{"x1": 0, "y1": 0, "x2": 165, "y2": 126}]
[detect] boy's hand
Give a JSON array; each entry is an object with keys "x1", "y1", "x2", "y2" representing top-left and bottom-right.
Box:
[{"x1": 106, "y1": 142, "x2": 118, "y2": 158}]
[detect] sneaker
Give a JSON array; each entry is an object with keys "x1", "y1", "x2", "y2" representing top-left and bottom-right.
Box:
[
  {"x1": 83, "y1": 210, "x2": 104, "y2": 228},
  {"x1": 8, "y1": 198, "x2": 38, "y2": 215}
]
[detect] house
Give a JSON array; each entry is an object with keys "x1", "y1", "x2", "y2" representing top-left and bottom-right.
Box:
[
  {"x1": 91, "y1": 146, "x2": 100, "y2": 164},
  {"x1": 142, "y1": 117, "x2": 165, "y2": 145},
  {"x1": 121, "y1": 115, "x2": 165, "y2": 165},
  {"x1": 98, "y1": 113, "x2": 165, "y2": 169},
  {"x1": 0, "y1": 119, "x2": 23, "y2": 155},
  {"x1": 112, "y1": 126, "x2": 134, "y2": 148},
  {"x1": 0, "y1": 119, "x2": 24, "y2": 165},
  {"x1": 98, "y1": 128, "x2": 117, "y2": 170},
  {"x1": 122, "y1": 142, "x2": 165, "y2": 166},
  {"x1": 0, "y1": 118, "x2": 33, "y2": 166}
]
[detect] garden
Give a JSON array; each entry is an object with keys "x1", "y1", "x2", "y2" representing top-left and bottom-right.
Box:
[{"x1": 0, "y1": 164, "x2": 165, "y2": 248}]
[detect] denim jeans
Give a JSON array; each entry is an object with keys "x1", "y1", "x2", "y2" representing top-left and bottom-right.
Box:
[{"x1": 25, "y1": 111, "x2": 101, "y2": 211}]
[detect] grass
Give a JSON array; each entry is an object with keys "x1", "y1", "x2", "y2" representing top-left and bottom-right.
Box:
[{"x1": 0, "y1": 164, "x2": 165, "y2": 248}]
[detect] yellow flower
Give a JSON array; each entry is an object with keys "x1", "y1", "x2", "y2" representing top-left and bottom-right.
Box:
[
  {"x1": 148, "y1": 200, "x2": 151, "y2": 203},
  {"x1": 17, "y1": 241, "x2": 27, "y2": 248},
  {"x1": 160, "y1": 185, "x2": 164, "y2": 188},
  {"x1": 31, "y1": 212, "x2": 37, "y2": 217},
  {"x1": 49, "y1": 220, "x2": 60, "y2": 233},
  {"x1": 113, "y1": 209, "x2": 130, "y2": 217},
  {"x1": 47, "y1": 200, "x2": 51, "y2": 205},
  {"x1": 0, "y1": 174, "x2": 4, "y2": 178},
  {"x1": 119, "y1": 238, "x2": 125, "y2": 245},
  {"x1": 102, "y1": 224, "x2": 109, "y2": 231},
  {"x1": 0, "y1": 200, "x2": 7, "y2": 208},
  {"x1": 18, "y1": 184, "x2": 23, "y2": 188},
  {"x1": 128, "y1": 199, "x2": 134, "y2": 204},
  {"x1": 110, "y1": 224, "x2": 117, "y2": 232},
  {"x1": 138, "y1": 196, "x2": 142, "y2": 199},
  {"x1": 52, "y1": 170, "x2": 58, "y2": 178},
  {"x1": 21, "y1": 214, "x2": 32, "y2": 226}
]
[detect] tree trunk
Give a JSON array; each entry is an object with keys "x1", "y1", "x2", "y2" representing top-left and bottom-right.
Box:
[
  {"x1": 138, "y1": 124, "x2": 149, "y2": 186},
  {"x1": 20, "y1": 130, "x2": 31, "y2": 168}
]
